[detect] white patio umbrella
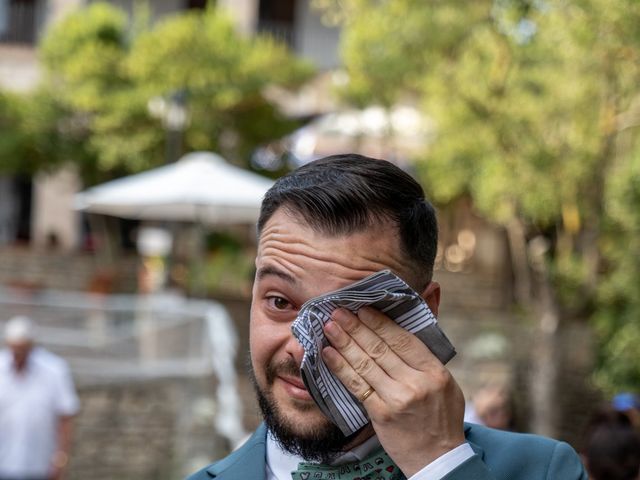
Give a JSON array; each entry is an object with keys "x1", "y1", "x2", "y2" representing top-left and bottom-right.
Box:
[{"x1": 75, "y1": 152, "x2": 274, "y2": 224}]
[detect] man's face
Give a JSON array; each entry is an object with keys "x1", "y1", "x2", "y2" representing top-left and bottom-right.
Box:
[{"x1": 250, "y1": 207, "x2": 417, "y2": 458}]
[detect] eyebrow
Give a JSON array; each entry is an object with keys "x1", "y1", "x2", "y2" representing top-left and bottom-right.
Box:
[{"x1": 256, "y1": 265, "x2": 297, "y2": 285}]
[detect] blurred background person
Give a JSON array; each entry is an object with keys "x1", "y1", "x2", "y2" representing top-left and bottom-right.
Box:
[
  {"x1": 0, "y1": 316, "x2": 80, "y2": 480},
  {"x1": 582, "y1": 408, "x2": 640, "y2": 480},
  {"x1": 613, "y1": 392, "x2": 640, "y2": 430},
  {"x1": 464, "y1": 384, "x2": 514, "y2": 430}
]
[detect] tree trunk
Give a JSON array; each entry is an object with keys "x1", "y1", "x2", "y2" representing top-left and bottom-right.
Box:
[
  {"x1": 527, "y1": 236, "x2": 560, "y2": 438},
  {"x1": 505, "y1": 216, "x2": 532, "y2": 307}
]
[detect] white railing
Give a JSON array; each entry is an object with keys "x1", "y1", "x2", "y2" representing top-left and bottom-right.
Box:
[{"x1": 0, "y1": 286, "x2": 248, "y2": 445}]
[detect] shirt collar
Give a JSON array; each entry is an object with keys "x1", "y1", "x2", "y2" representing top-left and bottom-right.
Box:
[{"x1": 265, "y1": 429, "x2": 381, "y2": 480}]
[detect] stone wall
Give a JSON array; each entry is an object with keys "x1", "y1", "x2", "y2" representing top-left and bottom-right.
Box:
[
  {"x1": 72, "y1": 380, "x2": 178, "y2": 480},
  {"x1": 70, "y1": 376, "x2": 231, "y2": 480},
  {"x1": 0, "y1": 247, "x2": 138, "y2": 292}
]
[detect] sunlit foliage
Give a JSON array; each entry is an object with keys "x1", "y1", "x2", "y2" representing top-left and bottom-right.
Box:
[
  {"x1": 10, "y1": 2, "x2": 312, "y2": 182},
  {"x1": 316, "y1": 0, "x2": 640, "y2": 394}
]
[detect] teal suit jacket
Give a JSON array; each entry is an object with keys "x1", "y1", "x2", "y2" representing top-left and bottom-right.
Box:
[{"x1": 187, "y1": 423, "x2": 587, "y2": 479}]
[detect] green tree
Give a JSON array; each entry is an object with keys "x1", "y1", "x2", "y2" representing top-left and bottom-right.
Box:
[
  {"x1": 0, "y1": 92, "x2": 30, "y2": 173},
  {"x1": 0, "y1": 89, "x2": 87, "y2": 177},
  {"x1": 126, "y1": 6, "x2": 311, "y2": 168},
  {"x1": 35, "y1": 2, "x2": 312, "y2": 182},
  {"x1": 594, "y1": 140, "x2": 640, "y2": 393},
  {"x1": 315, "y1": 0, "x2": 640, "y2": 415}
]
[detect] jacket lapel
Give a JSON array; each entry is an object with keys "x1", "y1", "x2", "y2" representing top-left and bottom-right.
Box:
[
  {"x1": 206, "y1": 424, "x2": 268, "y2": 479},
  {"x1": 464, "y1": 422, "x2": 485, "y2": 460}
]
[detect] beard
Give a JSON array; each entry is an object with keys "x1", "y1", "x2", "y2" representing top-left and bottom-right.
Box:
[{"x1": 249, "y1": 355, "x2": 363, "y2": 463}]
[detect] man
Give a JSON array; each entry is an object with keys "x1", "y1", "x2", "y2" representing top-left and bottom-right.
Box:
[
  {"x1": 0, "y1": 316, "x2": 80, "y2": 480},
  {"x1": 583, "y1": 408, "x2": 640, "y2": 480},
  {"x1": 613, "y1": 392, "x2": 640, "y2": 430},
  {"x1": 464, "y1": 385, "x2": 513, "y2": 431},
  {"x1": 188, "y1": 154, "x2": 586, "y2": 479}
]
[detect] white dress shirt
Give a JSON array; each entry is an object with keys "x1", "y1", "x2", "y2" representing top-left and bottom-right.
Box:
[
  {"x1": 265, "y1": 429, "x2": 475, "y2": 480},
  {"x1": 0, "y1": 347, "x2": 80, "y2": 478}
]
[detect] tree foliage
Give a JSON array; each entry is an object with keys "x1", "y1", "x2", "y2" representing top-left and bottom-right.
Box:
[
  {"x1": 12, "y1": 2, "x2": 312, "y2": 182},
  {"x1": 0, "y1": 90, "x2": 85, "y2": 176},
  {"x1": 315, "y1": 0, "x2": 640, "y2": 394}
]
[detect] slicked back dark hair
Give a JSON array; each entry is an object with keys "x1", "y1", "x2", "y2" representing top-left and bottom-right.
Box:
[{"x1": 257, "y1": 154, "x2": 438, "y2": 286}]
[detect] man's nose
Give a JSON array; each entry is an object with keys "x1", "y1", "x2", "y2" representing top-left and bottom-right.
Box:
[{"x1": 285, "y1": 332, "x2": 305, "y2": 367}]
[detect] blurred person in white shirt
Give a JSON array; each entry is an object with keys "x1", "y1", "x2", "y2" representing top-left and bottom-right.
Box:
[
  {"x1": 0, "y1": 316, "x2": 80, "y2": 480},
  {"x1": 464, "y1": 385, "x2": 513, "y2": 431}
]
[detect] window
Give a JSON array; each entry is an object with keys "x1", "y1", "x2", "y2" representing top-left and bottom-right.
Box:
[
  {"x1": 185, "y1": 0, "x2": 208, "y2": 10},
  {"x1": 257, "y1": 0, "x2": 296, "y2": 47},
  {"x1": 0, "y1": 0, "x2": 41, "y2": 45}
]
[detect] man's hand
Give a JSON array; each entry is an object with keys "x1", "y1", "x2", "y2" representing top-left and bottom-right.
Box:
[
  {"x1": 322, "y1": 307, "x2": 466, "y2": 477},
  {"x1": 48, "y1": 464, "x2": 64, "y2": 480},
  {"x1": 49, "y1": 449, "x2": 69, "y2": 480}
]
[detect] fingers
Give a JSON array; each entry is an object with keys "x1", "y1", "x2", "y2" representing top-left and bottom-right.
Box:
[
  {"x1": 328, "y1": 309, "x2": 411, "y2": 379},
  {"x1": 321, "y1": 345, "x2": 381, "y2": 405},
  {"x1": 323, "y1": 316, "x2": 400, "y2": 395},
  {"x1": 343, "y1": 306, "x2": 440, "y2": 371},
  {"x1": 322, "y1": 306, "x2": 447, "y2": 405}
]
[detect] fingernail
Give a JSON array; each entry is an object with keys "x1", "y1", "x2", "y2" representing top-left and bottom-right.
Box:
[
  {"x1": 332, "y1": 308, "x2": 346, "y2": 321},
  {"x1": 322, "y1": 346, "x2": 336, "y2": 361},
  {"x1": 332, "y1": 308, "x2": 352, "y2": 327},
  {"x1": 357, "y1": 307, "x2": 372, "y2": 321},
  {"x1": 324, "y1": 320, "x2": 338, "y2": 337}
]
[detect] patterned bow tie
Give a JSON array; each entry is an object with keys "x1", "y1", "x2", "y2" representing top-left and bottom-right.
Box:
[{"x1": 291, "y1": 447, "x2": 405, "y2": 480}]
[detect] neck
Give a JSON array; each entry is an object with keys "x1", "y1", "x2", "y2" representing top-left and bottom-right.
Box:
[
  {"x1": 13, "y1": 360, "x2": 27, "y2": 373},
  {"x1": 11, "y1": 349, "x2": 31, "y2": 374}
]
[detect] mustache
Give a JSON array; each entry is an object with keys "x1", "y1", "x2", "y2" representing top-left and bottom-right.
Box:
[{"x1": 265, "y1": 357, "x2": 300, "y2": 385}]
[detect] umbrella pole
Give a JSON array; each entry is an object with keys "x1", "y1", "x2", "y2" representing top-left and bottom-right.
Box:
[
  {"x1": 189, "y1": 220, "x2": 207, "y2": 298},
  {"x1": 88, "y1": 213, "x2": 114, "y2": 265}
]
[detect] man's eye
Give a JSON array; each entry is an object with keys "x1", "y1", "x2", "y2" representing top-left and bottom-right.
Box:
[{"x1": 268, "y1": 296, "x2": 291, "y2": 310}]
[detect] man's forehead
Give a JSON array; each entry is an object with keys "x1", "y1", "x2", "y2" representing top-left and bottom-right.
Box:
[
  {"x1": 255, "y1": 208, "x2": 415, "y2": 289},
  {"x1": 259, "y1": 206, "x2": 320, "y2": 236},
  {"x1": 258, "y1": 206, "x2": 396, "y2": 241},
  {"x1": 258, "y1": 209, "x2": 398, "y2": 253}
]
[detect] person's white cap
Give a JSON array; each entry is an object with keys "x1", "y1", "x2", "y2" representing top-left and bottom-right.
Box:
[{"x1": 4, "y1": 316, "x2": 35, "y2": 343}]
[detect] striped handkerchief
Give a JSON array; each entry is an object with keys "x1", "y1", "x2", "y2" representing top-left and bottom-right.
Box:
[{"x1": 291, "y1": 270, "x2": 456, "y2": 436}]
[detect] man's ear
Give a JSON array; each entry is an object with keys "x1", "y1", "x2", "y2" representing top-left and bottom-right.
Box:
[{"x1": 420, "y1": 281, "x2": 441, "y2": 317}]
